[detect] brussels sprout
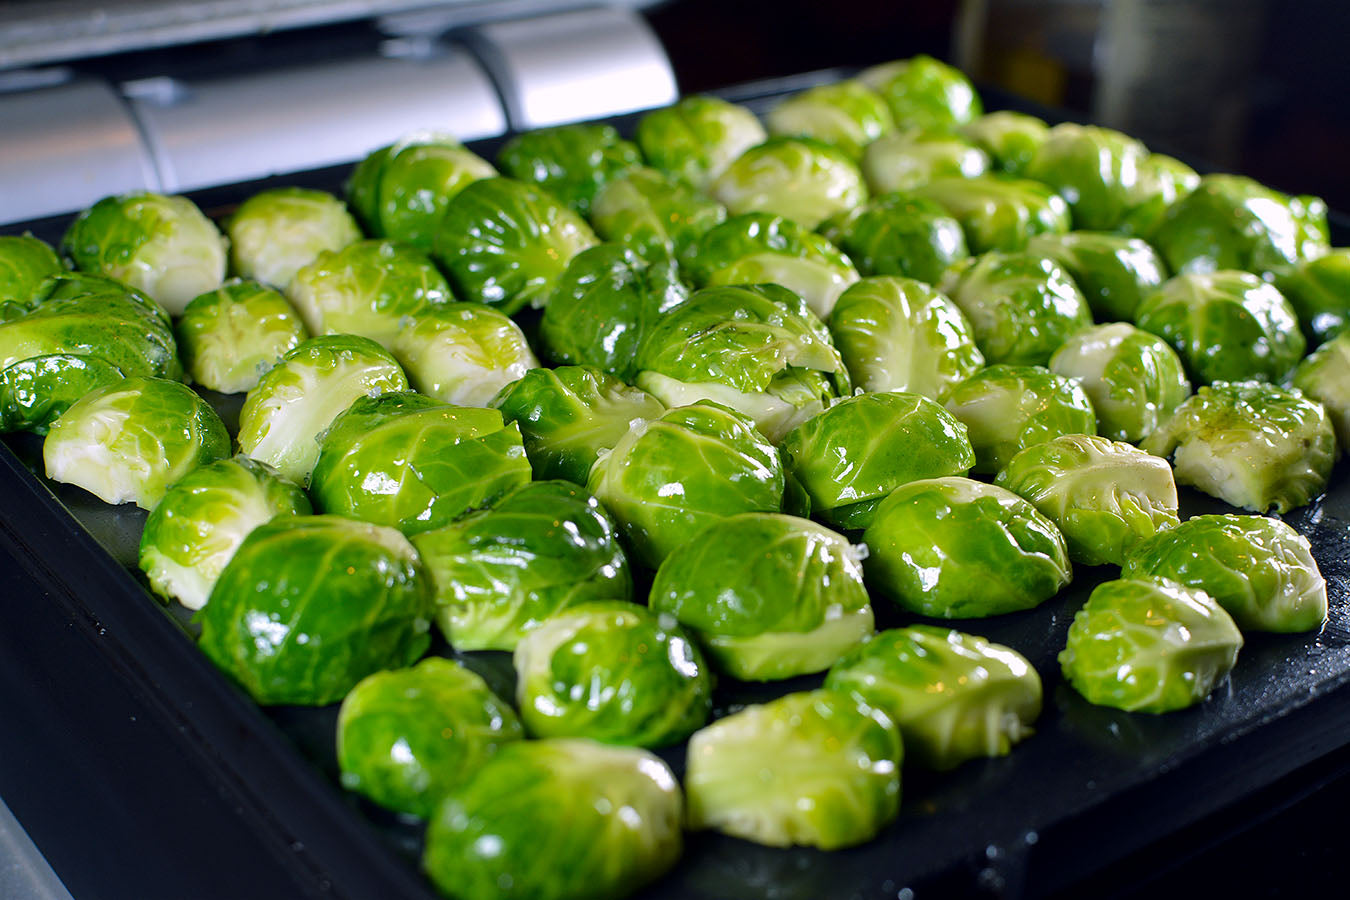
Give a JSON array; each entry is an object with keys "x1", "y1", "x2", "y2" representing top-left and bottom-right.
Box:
[
  {"x1": 590, "y1": 166, "x2": 727, "y2": 263},
  {"x1": 61, "y1": 192, "x2": 227, "y2": 316},
  {"x1": 28, "y1": 270, "x2": 171, "y2": 328},
  {"x1": 820, "y1": 193, "x2": 968, "y2": 284},
  {"x1": 960, "y1": 110, "x2": 1049, "y2": 176},
  {"x1": 587, "y1": 401, "x2": 785, "y2": 568},
  {"x1": 1134, "y1": 270, "x2": 1304, "y2": 385},
  {"x1": 423, "y1": 739, "x2": 681, "y2": 900},
  {"x1": 650, "y1": 513, "x2": 873, "y2": 680},
  {"x1": 393, "y1": 303, "x2": 536, "y2": 407},
  {"x1": 825, "y1": 626, "x2": 1041, "y2": 770},
  {"x1": 1121, "y1": 153, "x2": 1200, "y2": 237},
  {"x1": 0, "y1": 235, "x2": 62, "y2": 315},
  {"x1": 539, "y1": 245, "x2": 689, "y2": 380},
  {"x1": 138, "y1": 455, "x2": 311, "y2": 610},
  {"x1": 913, "y1": 175, "x2": 1071, "y2": 254},
  {"x1": 236, "y1": 334, "x2": 409, "y2": 485},
  {"x1": 766, "y1": 80, "x2": 895, "y2": 159},
  {"x1": 1279, "y1": 248, "x2": 1350, "y2": 346},
  {"x1": 0, "y1": 354, "x2": 125, "y2": 435},
  {"x1": 225, "y1": 187, "x2": 361, "y2": 288},
  {"x1": 1023, "y1": 124, "x2": 1149, "y2": 232},
  {"x1": 412, "y1": 480, "x2": 631, "y2": 650},
  {"x1": 176, "y1": 280, "x2": 309, "y2": 393},
  {"x1": 826, "y1": 277, "x2": 984, "y2": 399},
  {"x1": 1059, "y1": 578, "x2": 1243, "y2": 713},
  {"x1": 636, "y1": 95, "x2": 767, "y2": 192},
  {"x1": 711, "y1": 137, "x2": 868, "y2": 230},
  {"x1": 1141, "y1": 381, "x2": 1336, "y2": 514},
  {"x1": 944, "y1": 365, "x2": 1097, "y2": 474},
  {"x1": 311, "y1": 392, "x2": 530, "y2": 535},
  {"x1": 994, "y1": 435, "x2": 1179, "y2": 566},
  {"x1": 861, "y1": 130, "x2": 989, "y2": 195},
  {"x1": 1048, "y1": 322, "x2": 1191, "y2": 444},
  {"x1": 433, "y1": 177, "x2": 599, "y2": 314},
  {"x1": 197, "y1": 515, "x2": 433, "y2": 705},
  {"x1": 514, "y1": 600, "x2": 711, "y2": 746},
  {"x1": 938, "y1": 252, "x2": 1091, "y2": 367},
  {"x1": 496, "y1": 124, "x2": 642, "y2": 218},
  {"x1": 43, "y1": 376, "x2": 228, "y2": 510},
  {"x1": 858, "y1": 54, "x2": 981, "y2": 131},
  {"x1": 780, "y1": 392, "x2": 975, "y2": 529},
  {"x1": 1292, "y1": 331, "x2": 1350, "y2": 447},
  {"x1": 863, "y1": 476, "x2": 1071, "y2": 618},
  {"x1": 492, "y1": 365, "x2": 665, "y2": 484},
  {"x1": 337, "y1": 657, "x2": 523, "y2": 819},
  {"x1": 682, "y1": 213, "x2": 860, "y2": 318},
  {"x1": 684, "y1": 689, "x2": 900, "y2": 849},
  {"x1": 1150, "y1": 174, "x2": 1329, "y2": 280},
  {"x1": 634, "y1": 284, "x2": 849, "y2": 441},
  {"x1": 345, "y1": 143, "x2": 392, "y2": 234},
  {"x1": 1025, "y1": 231, "x2": 1167, "y2": 322}
]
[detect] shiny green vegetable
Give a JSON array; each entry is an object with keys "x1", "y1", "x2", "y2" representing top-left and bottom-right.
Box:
[
  {"x1": 176, "y1": 280, "x2": 309, "y2": 393},
  {"x1": 0, "y1": 235, "x2": 62, "y2": 315},
  {"x1": 711, "y1": 137, "x2": 868, "y2": 230},
  {"x1": 859, "y1": 54, "x2": 981, "y2": 131},
  {"x1": 960, "y1": 111, "x2": 1049, "y2": 176},
  {"x1": 1292, "y1": 331, "x2": 1350, "y2": 447},
  {"x1": 1024, "y1": 124, "x2": 1149, "y2": 231},
  {"x1": 393, "y1": 303, "x2": 537, "y2": 407},
  {"x1": 589, "y1": 166, "x2": 727, "y2": 264},
  {"x1": 913, "y1": 175, "x2": 1070, "y2": 254},
  {"x1": 225, "y1": 187, "x2": 361, "y2": 288},
  {"x1": 820, "y1": 193, "x2": 968, "y2": 285},
  {"x1": 945, "y1": 365, "x2": 1097, "y2": 474},
  {"x1": 1121, "y1": 153, "x2": 1200, "y2": 237},
  {"x1": 0, "y1": 354, "x2": 125, "y2": 435},
  {"x1": 1278, "y1": 248, "x2": 1350, "y2": 346},
  {"x1": 767, "y1": 80, "x2": 895, "y2": 159},
  {"x1": 496, "y1": 123, "x2": 642, "y2": 218},
  {"x1": 1025, "y1": 231, "x2": 1167, "y2": 322},
  {"x1": 636, "y1": 95, "x2": 767, "y2": 192},
  {"x1": 861, "y1": 130, "x2": 989, "y2": 194}
]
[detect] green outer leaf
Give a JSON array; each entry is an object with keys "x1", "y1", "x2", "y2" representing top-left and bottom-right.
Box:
[
  {"x1": 1121, "y1": 153, "x2": 1199, "y2": 237},
  {"x1": 960, "y1": 111, "x2": 1049, "y2": 176},
  {"x1": 225, "y1": 187, "x2": 362, "y2": 288},
  {"x1": 710, "y1": 137, "x2": 868, "y2": 230},
  {"x1": 346, "y1": 143, "x2": 394, "y2": 234},
  {"x1": 859, "y1": 54, "x2": 981, "y2": 130},
  {"x1": 0, "y1": 235, "x2": 63, "y2": 310},
  {"x1": 377, "y1": 138, "x2": 496, "y2": 250},
  {"x1": 820, "y1": 193, "x2": 968, "y2": 284},
  {"x1": 1024, "y1": 124, "x2": 1149, "y2": 231},
  {"x1": 766, "y1": 79, "x2": 895, "y2": 159},
  {"x1": 0, "y1": 354, "x2": 124, "y2": 434},
  {"x1": 860, "y1": 131, "x2": 989, "y2": 195},
  {"x1": 496, "y1": 123, "x2": 642, "y2": 218},
  {"x1": 1278, "y1": 248, "x2": 1350, "y2": 346},
  {"x1": 589, "y1": 166, "x2": 727, "y2": 264},
  {"x1": 177, "y1": 279, "x2": 310, "y2": 394},
  {"x1": 1292, "y1": 331, "x2": 1350, "y2": 448},
  {"x1": 636, "y1": 95, "x2": 767, "y2": 192},
  {"x1": 912, "y1": 175, "x2": 1070, "y2": 254},
  {"x1": 1025, "y1": 231, "x2": 1167, "y2": 322},
  {"x1": 392, "y1": 302, "x2": 538, "y2": 408}
]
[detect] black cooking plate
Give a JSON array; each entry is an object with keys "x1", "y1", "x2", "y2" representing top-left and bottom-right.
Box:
[{"x1": 3, "y1": 72, "x2": 1349, "y2": 900}]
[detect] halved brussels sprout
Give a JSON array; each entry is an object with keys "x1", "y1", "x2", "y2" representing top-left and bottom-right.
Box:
[
  {"x1": 649, "y1": 513, "x2": 873, "y2": 680},
  {"x1": 711, "y1": 137, "x2": 868, "y2": 230},
  {"x1": 1292, "y1": 331, "x2": 1350, "y2": 447},
  {"x1": 634, "y1": 283, "x2": 849, "y2": 441},
  {"x1": 225, "y1": 187, "x2": 361, "y2": 288},
  {"x1": 825, "y1": 626, "x2": 1041, "y2": 770},
  {"x1": 197, "y1": 515, "x2": 433, "y2": 705},
  {"x1": 859, "y1": 54, "x2": 981, "y2": 131},
  {"x1": 960, "y1": 111, "x2": 1049, "y2": 176},
  {"x1": 685, "y1": 689, "x2": 900, "y2": 849},
  {"x1": 138, "y1": 455, "x2": 311, "y2": 611},
  {"x1": 492, "y1": 365, "x2": 665, "y2": 484},
  {"x1": 1279, "y1": 248, "x2": 1350, "y2": 346},
  {"x1": 1059, "y1": 578, "x2": 1242, "y2": 713},
  {"x1": 1024, "y1": 124, "x2": 1149, "y2": 231},
  {"x1": 1048, "y1": 322, "x2": 1191, "y2": 444},
  {"x1": 1025, "y1": 231, "x2": 1167, "y2": 322},
  {"x1": 514, "y1": 600, "x2": 711, "y2": 747},
  {"x1": 682, "y1": 213, "x2": 860, "y2": 318},
  {"x1": 418, "y1": 481, "x2": 630, "y2": 648},
  {"x1": 913, "y1": 175, "x2": 1071, "y2": 255},
  {"x1": 586, "y1": 401, "x2": 784, "y2": 568},
  {"x1": 1134, "y1": 270, "x2": 1304, "y2": 385},
  {"x1": 1142, "y1": 381, "x2": 1336, "y2": 514},
  {"x1": 945, "y1": 365, "x2": 1097, "y2": 474},
  {"x1": 177, "y1": 280, "x2": 309, "y2": 393},
  {"x1": 780, "y1": 391, "x2": 975, "y2": 530},
  {"x1": 433, "y1": 177, "x2": 599, "y2": 314},
  {"x1": 423, "y1": 739, "x2": 682, "y2": 900},
  {"x1": 636, "y1": 95, "x2": 767, "y2": 191},
  {"x1": 589, "y1": 166, "x2": 727, "y2": 263},
  {"x1": 0, "y1": 235, "x2": 62, "y2": 315},
  {"x1": 1121, "y1": 153, "x2": 1200, "y2": 237},
  {"x1": 861, "y1": 130, "x2": 989, "y2": 195},
  {"x1": 311, "y1": 392, "x2": 530, "y2": 535},
  {"x1": 337, "y1": 657, "x2": 523, "y2": 819},
  {"x1": 44, "y1": 376, "x2": 229, "y2": 509},
  {"x1": 0, "y1": 354, "x2": 124, "y2": 435},
  {"x1": 766, "y1": 79, "x2": 895, "y2": 159},
  {"x1": 61, "y1": 191, "x2": 227, "y2": 316},
  {"x1": 393, "y1": 303, "x2": 537, "y2": 407},
  {"x1": 820, "y1": 193, "x2": 968, "y2": 284},
  {"x1": 938, "y1": 251, "x2": 1091, "y2": 366},
  {"x1": 496, "y1": 123, "x2": 642, "y2": 218},
  {"x1": 994, "y1": 435, "x2": 1179, "y2": 566},
  {"x1": 236, "y1": 334, "x2": 409, "y2": 485}
]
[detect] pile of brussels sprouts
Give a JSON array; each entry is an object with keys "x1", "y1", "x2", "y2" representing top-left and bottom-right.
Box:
[{"x1": 1, "y1": 52, "x2": 1346, "y2": 900}]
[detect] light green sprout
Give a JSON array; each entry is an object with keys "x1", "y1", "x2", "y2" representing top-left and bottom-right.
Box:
[
  {"x1": 1025, "y1": 231, "x2": 1167, "y2": 322},
  {"x1": 913, "y1": 175, "x2": 1070, "y2": 254},
  {"x1": 1292, "y1": 330, "x2": 1350, "y2": 447},
  {"x1": 944, "y1": 365, "x2": 1097, "y2": 474},
  {"x1": 636, "y1": 95, "x2": 767, "y2": 192},
  {"x1": 861, "y1": 130, "x2": 989, "y2": 195},
  {"x1": 960, "y1": 111, "x2": 1049, "y2": 176},
  {"x1": 820, "y1": 193, "x2": 968, "y2": 285},
  {"x1": 176, "y1": 280, "x2": 309, "y2": 393},
  {"x1": 711, "y1": 137, "x2": 869, "y2": 230},
  {"x1": 858, "y1": 54, "x2": 981, "y2": 131},
  {"x1": 766, "y1": 79, "x2": 895, "y2": 159},
  {"x1": 225, "y1": 187, "x2": 361, "y2": 289},
  {"x1": 589, "y1": 166, "x2": 727, "y2": 264},
  {"x1": 393, "y1": 303, "x2": 537, "y2": 407}
]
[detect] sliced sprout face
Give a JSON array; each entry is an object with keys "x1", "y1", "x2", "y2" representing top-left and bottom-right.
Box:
[
  {"x1": 492, "y1": 365, "x2": 665, "y2": 484},
  {"x1": 0, "y1": 353, "x2": 124, "y2": 435},
  {"x1": 61, "y1": 191, "x2": 227, "y2": 316},
  {"x1": 825, "y1": 625, "x2": 1041, "y2": 770},
  {"x1": 710, "y1": 137, "x2": 869, "y2": 230},
  {"x1": 860, "y1": 130, "x2": 990, "y2": 195},
  {"x1": 1121, "y1": 153, "x2": 1200, "y2": 237},
  {"x1": 1141, "y1": 381, "x2": 1336, "y2": 514},
  {"x1": 1122, "y1": 514, "x2": 1328, "y2": 633},
  {"x1": 960, "y1": 110, "x2": 1050, "y2": 176},
  {"x1": 43, "y1": 376, "x2": 229, "y2": 510},
  {"x1": 944, "y1": 365, "x2": 1097, "y2": 474},
  {"x1": 859, "y1": 54, "x2": 981, "y2": 130},
  {"x1": 422, "y1": 739, "x2": 682, "y2": 900},
  {"x1": 585, "y1": 401, "x2": 785, "y2": 569},
  {"x1": 1023, "y1": 124, "x2": 1149, "y2": 231},
  {"x1": 393, "y1": 303, "x2": 537, "y2": 407},
  {"x1": 0, "y1": 235, "x2": 63, "y2": 314},
  {"x1": 1059, "y1": 578, "x2": 1243, "y2": 714},
  {"x1": 1292, "y1": 331, "x2": 1350, "y2": 448},
  {"x1": 376, "y1": 137, "x2": 497, "y2": 250},
  {"x1": 236, "y1": 334, "x2": 409, "y2": 485},
  {"x1": 820, "y1": 193, "x2": 968, "y2": 284},
  {"x1": 513, "y1": 600, "x2": 712, "y2": 747},
  {"x1": 225, "y1": 187, "x2": 362, "y2": 289},
  {"x1": 433, "y1": 177, "x2": 599, "y2": 314},
  {"x1": 411, "y1": 480, "x2": 632, "y2": 651},
  {"x1": 1279, "y1": 248, "x2": 1350, "y2": 346},
  {"x1": 1025, "y1": 231, "x2": 1167, "y2": 322},
  {"x1": 197, "y1": 515, "x2": 433, "y2": 706},
  {"x1": 1134, "y1": 270, "x2": 1305, "y2": 385},
  {"x1": 765, "y1": 79, "x2": 895, "y2": 159},
  {"x1": 636, "y1": 95, "x2": 767, "y2": 192},
  {"x1": 994, "y1": 434, "x2": 1179, "y2": 566},
  {"x1": 1049, "y1": 322, "x2": 1191, "y2": 444},
  {"x1": 337, "y1": 657, "x2": 523, "y2": 819},
  {"x1": 684, "y1": 689, "x2": 900, "y2": 850},
  {"x1": 862, "y1": 476, "x2": 1072, "y2": 619},
  {"x1": 495, "y1": 123, "x2": 642, "y2": 218},
  {"x1": 589, "y1": 166, "x2": 728, "y2": 264},
  {"x1": 177, "y1": 280, "x2": 310, "y2": 394},
  {"x1": 138, "y1": 455, "x2": 311, "y2": 611},
  {"x1": 912, "y1": 175, "x2": 1070, "y2": 254},
  {"x1": 780, "y1": 391, "x2": 975, "y2": 530}
]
